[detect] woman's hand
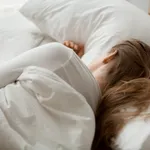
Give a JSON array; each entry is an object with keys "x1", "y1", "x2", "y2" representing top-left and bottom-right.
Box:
[{"x1": 64, "y1": 41, "x2": 84, "y2": 58}]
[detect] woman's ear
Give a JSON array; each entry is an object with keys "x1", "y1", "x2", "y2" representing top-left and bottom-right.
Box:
[{"x1": 103, "y1": 50, "x2": 118, "y2": 64}]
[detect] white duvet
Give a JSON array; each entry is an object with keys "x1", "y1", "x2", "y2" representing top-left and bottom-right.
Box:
[
  {"x1": 2, "y1": 0, "x2": 150, "y2": 149},
  {"x1": 0, "y1": 5, "x2": 95, "y2": 150},
  {"x1": 0, "y1": 66, "x2": 94, "y2": 150}
]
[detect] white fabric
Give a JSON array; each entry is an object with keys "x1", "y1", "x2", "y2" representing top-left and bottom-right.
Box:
[
  {"x1": 0, "y1": 42, "x2": 100, "y2": 112},
  {"x1": 19, "y1": 0, "x2": 150, "y2": 149},
  {"x1": 0, "y1": 66, "x2": 95, "y2": 150},
  {"x1": 115, "y1": 112, "x2": 150, "y2": 150},
  {"x1": 0, "y1": 0, "x2": 26, "y2": 6},
  {"x1": 20, "y1": 0, "x2": 150, "y2": 65},
  {"x1": 0, "y1": 5, "x2": 44, "y2": 63}
]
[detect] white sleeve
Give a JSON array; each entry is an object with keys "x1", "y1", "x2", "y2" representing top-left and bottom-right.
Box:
[{"x1": 0, "y1": 43, "x2": 72, "y2": 88}]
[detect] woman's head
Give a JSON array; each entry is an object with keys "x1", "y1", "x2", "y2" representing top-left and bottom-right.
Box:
[
  {"x1": 92, "y1": 78, "x2": 150, "y2": 150},
  {"x1": 90, "y1": 39, "x2": 150, "y2": 149},
  {"x1": 89, "y1": 39, "x2": 150, "y2": 91}
]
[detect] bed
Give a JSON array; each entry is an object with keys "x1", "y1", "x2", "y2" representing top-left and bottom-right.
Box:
[
  {"x1": 1, "y1": 0, "x2": 150, "y2": 149},
  {"x1": 0, "y1": 4, "x2": 96, "y2": 150}
]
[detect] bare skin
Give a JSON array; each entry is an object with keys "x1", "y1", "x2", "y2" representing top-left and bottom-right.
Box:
[
  {"x1": 64, "y1": 41, "x2": 84, "y2": 58},
  {"x1": 63, "y1": 41, "x2": 116, "y2": 90}
]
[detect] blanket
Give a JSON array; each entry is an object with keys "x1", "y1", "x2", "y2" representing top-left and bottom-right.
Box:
[{"x1": 0, "y1": 66, "x2": 94, "y2": 150}]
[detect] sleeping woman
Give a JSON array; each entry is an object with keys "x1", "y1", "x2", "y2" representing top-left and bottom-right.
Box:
[
  {"x1": 1, "y1": 39, "x2": 150, "y2": 111},
  {"x1": 65, "y1": 40, "x2": 150, "y2": 150},
  {"x1": 0, "y1": 39, "x2": 150, "y2": 149}
]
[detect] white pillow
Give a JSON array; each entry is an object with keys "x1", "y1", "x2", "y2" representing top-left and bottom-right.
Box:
[
  {"x1": 115, "y1": 115, "x2": 150, "y2": 150},
  {"x1": 0, "y1": 5, "x2": 44, "y2": 63},
  {"x1": 20, "y1": 0, "x2": 150, "y2": 65}
]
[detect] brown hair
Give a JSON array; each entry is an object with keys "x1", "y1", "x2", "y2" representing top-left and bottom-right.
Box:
[
  {"x1": 92, "y1": 40, "x2": 150, "y2": 150},
  {"x1": 105, "y1": 39, "x2": 150, "y2": 89},
  {"x1": 93, "y1": 78, "x2": 150, "y2": 150}
]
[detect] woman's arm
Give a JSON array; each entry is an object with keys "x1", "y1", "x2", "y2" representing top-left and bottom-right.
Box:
[{"x1": 0, "y1": 43, "x2": 72, "y2": 88}]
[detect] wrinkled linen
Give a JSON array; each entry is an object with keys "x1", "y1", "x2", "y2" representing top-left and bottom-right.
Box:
[{"x1": 0, "y1": 66, "x2": 95, "y2": 150}]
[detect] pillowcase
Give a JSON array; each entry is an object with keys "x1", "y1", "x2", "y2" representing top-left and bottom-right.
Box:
[
  {"x1": 20, "y1": 0, "x2": 150, "y2": 65},
  {"x1": 115, "y1": 116, "x2": 150, "y2": 150},
  {"x1": 0, "y1": 5, "x2": 44, "y2": 63}
]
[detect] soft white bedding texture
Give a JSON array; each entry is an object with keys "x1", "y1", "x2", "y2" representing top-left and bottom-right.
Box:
[
  {"x1": 20, "y1": 0, "x2": 150, "y2": 149},
  {"x1": 0, "y1": 5, "x2": 55, "y2": 63},
  {"x1": 0, "y1": 10, "x2": 42, "y2": 63},
  {"x1": 0, "y1": 5, "x2": 94, "y2": 150},
  {"x1": 0, "y1": 0, "x2": 150, "y2": 150},
  {"x1": 0, "y1": 66, "x2": 94, "y2": 150},
  {"x1": 0, "y1": 0, "x2": 26, "y2": 5},
  {"x1": 20, "y1": 0, "x2": 150, "y2": 65}
]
